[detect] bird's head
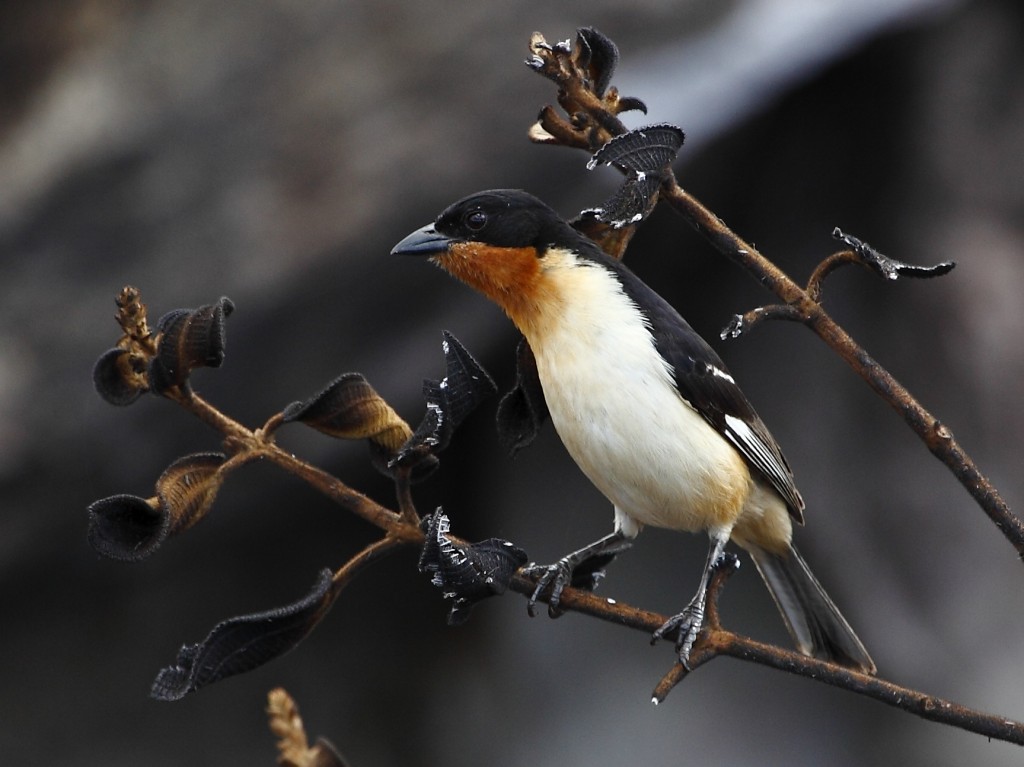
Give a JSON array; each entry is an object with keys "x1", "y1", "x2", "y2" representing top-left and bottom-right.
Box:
[{"x1": 391, "y1": 189, "x2": 587, "y2": 331}]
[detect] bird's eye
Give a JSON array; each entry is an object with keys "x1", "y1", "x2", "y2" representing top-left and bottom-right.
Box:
[{"x1": 465, "y1": 210, "x2": 487, "y2": 231}]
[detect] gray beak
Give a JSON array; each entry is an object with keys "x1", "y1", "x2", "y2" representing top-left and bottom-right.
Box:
[{"x1": 390, "y1": 224, "x2": 453, "y2": 256}]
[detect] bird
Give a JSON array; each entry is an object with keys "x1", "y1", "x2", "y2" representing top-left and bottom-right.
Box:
[{"x1": 392, "y1": 188, "x2": 875, "y2": 673}]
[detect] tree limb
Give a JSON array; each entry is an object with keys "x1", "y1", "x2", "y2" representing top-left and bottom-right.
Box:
[{"x1": 657, "y1": 178, "x2": 1024, "y2": 558}]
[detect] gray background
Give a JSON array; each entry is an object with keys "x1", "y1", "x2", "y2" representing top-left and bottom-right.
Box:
[{"x1": 2, "y1": 0, "x2": 1024, "y2": 764}]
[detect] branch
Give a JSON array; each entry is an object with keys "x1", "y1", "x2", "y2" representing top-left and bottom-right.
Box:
[
  {"x1": 508, "y1": 560, "x2": 1024, "y2": 746},
  {"x1": 659, "y1": 178, "x2": 1024, "y2": 557},
  {"x1": 525, "y1": 29, "x2": 1024, "y2": 559},
  {"x1": 517, "y1": 27, "x2": 1024, "y2": 742},
  {"x1": 93, "y1": 285, "x2": 1024, "y2": 742}
]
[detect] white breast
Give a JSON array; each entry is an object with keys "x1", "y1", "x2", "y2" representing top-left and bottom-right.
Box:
[{"x1": 525, "y1": 253, "x2": 750, "y2": 536}]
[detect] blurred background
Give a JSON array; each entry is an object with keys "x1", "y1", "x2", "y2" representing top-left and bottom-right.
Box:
[{"x1": 2, "y1": 0, "x2": 1023, "y2": 764}]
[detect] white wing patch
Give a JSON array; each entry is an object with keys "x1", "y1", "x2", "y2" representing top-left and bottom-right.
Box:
[
  {"x1": 723, "y1": 414, "x2": 801, "y2": 516},
  {"x1": 708, "y1": 365, "x2": 735, "y2": 384}
]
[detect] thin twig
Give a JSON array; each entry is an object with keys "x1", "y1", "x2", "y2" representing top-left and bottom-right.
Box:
[
  {"x1": 164, "y1": 389, "x2": 412, "y2": 536},
  {"x1": 263, "y1": 446, "x2": 413, "y2": 537},
  {"x1": 806, "y1": 250, "x2": 861, "y2": 303},
  {"x1": 331, "y1": 535, "x2": 408, "y2": 590},
  {"x1": 658, "y1": 178, "x2": 1024, "y2": 558}
]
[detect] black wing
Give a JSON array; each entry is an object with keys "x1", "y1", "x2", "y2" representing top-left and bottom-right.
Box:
[{"x1": 606, "y1": 256, "x2": 805, "y2": 523}]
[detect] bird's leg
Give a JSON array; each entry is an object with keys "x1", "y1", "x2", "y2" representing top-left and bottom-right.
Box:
[
  {"x1": 523, "y1": 530, "x2": 632, "y2": 617},
  {"x1": 652, "y1": 530, "x2": 731, "y2": 666}
]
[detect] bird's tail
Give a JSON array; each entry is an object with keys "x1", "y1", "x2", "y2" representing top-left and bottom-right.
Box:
[{"x1": 747, "y1": 543, "x2": 876, "y2": 675}]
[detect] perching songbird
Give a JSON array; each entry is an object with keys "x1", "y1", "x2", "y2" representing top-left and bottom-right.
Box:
[{"x1": 392, "y1": 189, "x2": 875, "y2": 673}]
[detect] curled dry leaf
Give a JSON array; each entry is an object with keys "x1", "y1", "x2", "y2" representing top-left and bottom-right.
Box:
[
  {"x1": 568, "y1": 209, "x2": 638, "y2": 260},
  {"x1": 574, "y1": 26, "x2": 619, "y2": 98},
  {"x1": 148, "y1": 296, "x2": 234, "y2": 394},
  {"x1": 587, "y1": 123, "x2": 685, "y2": 174},
  {"x1": 392, "y1": 331, "x2": 496, "y2": 472},
  {"x1": 156, "y1": 452, "x2": 226, "y2": 535},
  {"x1": 586, "y1": 124, "x2": 685, "y2": 229},
  {"x1": 435, "y1": 330, "x2": 497, "y2": 426},
  {"x1": 496, "y1": 337, "x2": 549, "y2": 457},
  {"x1": 93, "y1": 347, "x2": 149, "y2": 406},
  {"x1": 418, "y1": 508, "x2": 528, "y2": 625},
  {"x1": 282, "y1": 373, "x2": 409, "y2": 447},
  {"x1": 87, "y1": 494, "x2": 168, "y2": 562},
  {"x1": 833, "y1": 227, "x2": 956, "y2": 281},
  {"x1": 281, "y1": 372, "x2": 435, "y2": 480},
  {"x1": 87, "y1": 453, "x2": 226, "y2": 561},
  {"x1": 152, "y1": 569, "x2": 337, "y2": 701}
]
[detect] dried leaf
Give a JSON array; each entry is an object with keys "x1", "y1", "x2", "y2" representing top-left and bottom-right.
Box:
[
  {"x1": 282, "y1": 373, "x2": 411, "y2": 450},
  {"x1": 87, "y1": 494, "x2": 168, "y2": 562},
  {"x1": 833, "y1": 228, "x2": 956, "y2": 281},
  {"x1": 392, "y1": 332, "x2": 496, "y2": 469},
  {"x1": 87, "y1": 453, "x2": 226, "y2": 561},
  {"x1": 419, "y1": 509, "x2": 528, "y2": 625},
  {"x1": 93, "y1": 347, "x2": 148, "y2": 406},
  {"x1": 437, "y1": 330, "x2": 497, "y2": 426},
  {"x1": 282, "y1": 373, "x2": 435, "y2": 480},
  {"x1": 615, "y1": 96, "x2": 648, "y2": 115},
  {"x1": 587, "y1": 123, "x2": 685, "y2": 174},
  {"x1": 151, "y1": 569, "x2": 336, "y2": 701},
  {"x1": 155, "y1": 452, "x2": 226, "y2": 534},
  {"x1": 586, "y1": 124, "x2": 685, "y2": 229},
  {"x1": 575, "y1": 27, "x2": 619, "y2": 98},
  {"x1": 148, "y1": 297, "x2": 234, "y2": 394},
  {"x1": 496, "y1": 337, "x2": 549, "y2": 457}
]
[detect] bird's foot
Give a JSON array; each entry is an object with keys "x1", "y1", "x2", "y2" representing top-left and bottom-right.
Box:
[
  {"x1": 522, "y1": 559, "x2": 574, "y2": 618},
  {"x1": 651, "y1": 599, "x2": 706, "y2": 668}
]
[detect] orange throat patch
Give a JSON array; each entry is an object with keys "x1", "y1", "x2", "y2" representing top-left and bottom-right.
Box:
[{"x1": 435, "y1": 242, "x2": 553, "y2": 333}]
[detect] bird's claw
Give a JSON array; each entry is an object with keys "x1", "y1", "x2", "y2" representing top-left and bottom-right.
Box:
[
  {"x1": 651, "y1": 602, "x2": 706, "y2": 668},
  {"x1": 523, "y1": 560, "x2": 573, "y2": 617}
]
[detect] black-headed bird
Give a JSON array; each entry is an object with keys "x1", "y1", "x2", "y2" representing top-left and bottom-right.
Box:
[{"x1": 392, "y1": 188, "x2": 875, "y2": 673}]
